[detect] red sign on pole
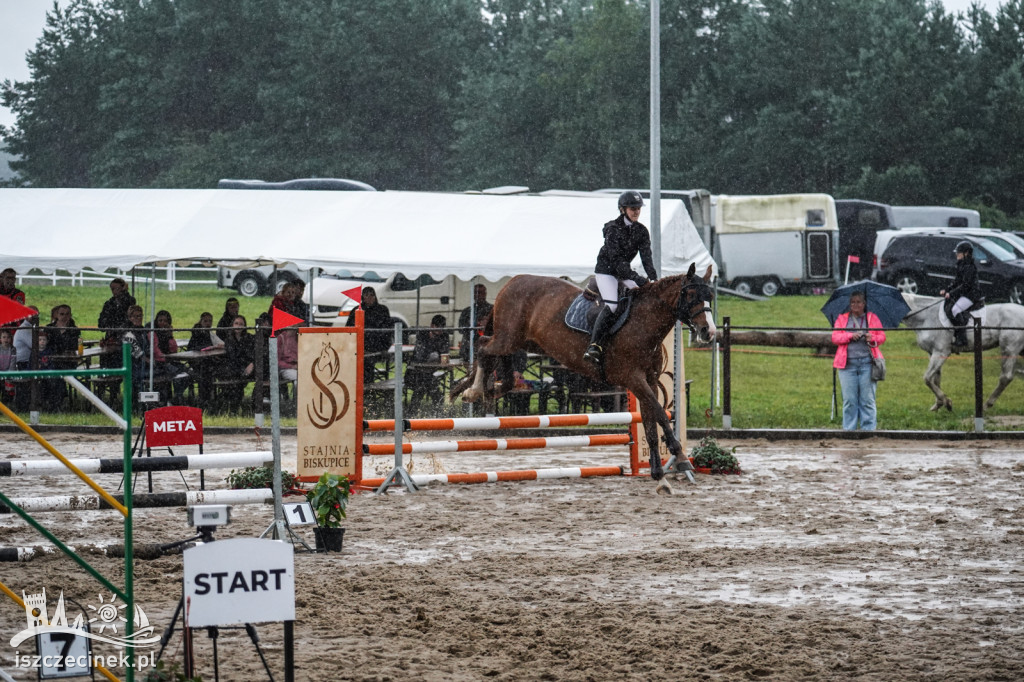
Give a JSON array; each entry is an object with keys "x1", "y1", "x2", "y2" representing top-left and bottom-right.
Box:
[{"x1": 145, "y1": 406, "x2": 204, "y2": 447}]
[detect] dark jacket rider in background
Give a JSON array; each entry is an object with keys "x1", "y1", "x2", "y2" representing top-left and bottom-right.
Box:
[
  {"x1": 583, "y1": 191, "x2": 659, "y2": 364},
  {"x1": 941, "y1": 241, "x2": 981, "y2": 348}
]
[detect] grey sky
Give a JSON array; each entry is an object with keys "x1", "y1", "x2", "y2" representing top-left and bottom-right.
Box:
[{"x1": 0, "y1": 0, "x2": 1009, "y2": 130}]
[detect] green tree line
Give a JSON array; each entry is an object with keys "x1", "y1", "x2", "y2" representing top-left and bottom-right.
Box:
[{"x1": 3, "y1": 0, "x2": 1023, "y2": 225}]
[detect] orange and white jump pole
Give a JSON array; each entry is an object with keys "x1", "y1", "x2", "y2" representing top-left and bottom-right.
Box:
[
  {"x1": 364, "y1": 411, "x2": 643, "y2": 432},
  {"x1": 363, "y1": 433, "x2": 631, "y2": 455},
  {"x1": 359, "y1": 465, "x2": 624, "y2": 487}
]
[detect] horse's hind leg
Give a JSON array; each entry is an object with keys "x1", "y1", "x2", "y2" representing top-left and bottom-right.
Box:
[{"x1": 984, "y1": 352, "x2": 1018, "y2": 409}]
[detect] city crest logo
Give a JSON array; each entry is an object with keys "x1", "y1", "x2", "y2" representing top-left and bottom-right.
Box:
[{"x1": 10, "y1": 588, "x2": 161, "y2": 649}]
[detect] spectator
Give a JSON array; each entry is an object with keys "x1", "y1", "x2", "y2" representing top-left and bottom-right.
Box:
[
  {"x1": 277, "y1": 326, "x2": 299, "y2": 384},
  {"x1": 345, "y1": 287, "x2": 393, "y2": 384},
  {"x1": 0, "y1": 268, "x2": 26, "y2": 305},
  {"x1": 458, "y1": 284, "x2": 493, "y2": 361},
  {"x1": 187, "y1": 312, "x2": 220, "y2": 351},
  {"x1": 45, "y1": 304, "x2": 81, "y2": 370},
  {"x1": 406, "y1": 314, "x2": 450, "y2": 412},
  {"x1": 0, "y1": 329, "x2": 17, "y2": 404},
  {"x1": 214, "y1": 315, "x2": 256, "y2": 413},
  {"x1": 35, "y1": 331, "x2": 65, "y2": 411},
  {"x1": 268, "y1": 281, "x2": 301, "y2": 320},
  {"x1": 98, "y1": 278, "x2": 136, "y2": 368},
  {"x1": 121, "y1": 305, "x2": 151, "y2": 397},
  {"x1": 187, "y1": 312, "x2": 221, "y2": 408},
  {"x1": 292, "y1": 280, "x2": 310, "y2": 322},
  {"x1": 215, "y1": 297, "x2": 241, "y2": 344},
  {"x1": 832, "y1": 291, "x2": 886, "y2": 431},
  {"x1": 13, "y1": 306, "x2": 39, "y2": 371},
  {"x1": 152, "y1": 309, "x2": 191, "y2": 403},
  {"x1": 12, "y1": 306, "x2": 38, "y2": 411},
  {"x1": 98, "y1": 278, "x2": 136, "y2": 332}
]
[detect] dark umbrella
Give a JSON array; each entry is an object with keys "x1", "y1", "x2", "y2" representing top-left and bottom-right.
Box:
[{"x1": 820, "y1": 280, "x2": 911, "y2": 328}]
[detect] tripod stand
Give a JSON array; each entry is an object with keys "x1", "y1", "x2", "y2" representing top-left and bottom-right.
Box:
[{"x1": 156, "y1": 525, "x2": 280, "y2": 682}]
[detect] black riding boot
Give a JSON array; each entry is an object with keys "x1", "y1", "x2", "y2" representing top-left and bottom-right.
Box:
[
  {"x1": 953, "y1": 313, "x2": 969, "y2": 349},
  {"x1": 583, "y1": 304, "x2": 616, "y2": 364}
]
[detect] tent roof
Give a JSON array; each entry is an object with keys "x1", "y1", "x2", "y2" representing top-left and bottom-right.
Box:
[{"x1": 0, "y1": 188, "x2": 716, "y2": 281}]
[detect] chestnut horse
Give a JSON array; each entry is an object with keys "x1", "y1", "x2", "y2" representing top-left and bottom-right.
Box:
[{"x1": 453, "y1": 263, "x2": 715, "y2": 480}]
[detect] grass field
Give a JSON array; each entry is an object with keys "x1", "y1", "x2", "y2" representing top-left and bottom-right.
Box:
[{"x1": 7, "y1": 282, "x2": 1024, "y2": 431}]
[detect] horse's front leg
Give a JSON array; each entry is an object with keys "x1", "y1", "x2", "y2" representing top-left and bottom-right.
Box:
[
  {"x1": 633, "y1": 380, "x2": 678, "y2": 481},
  {"x1": 923, "y1": 351, "x2": 952, "y2": 412},
  {"x1": 462, "y1": 354, "x2": 496, "y2": 403}
]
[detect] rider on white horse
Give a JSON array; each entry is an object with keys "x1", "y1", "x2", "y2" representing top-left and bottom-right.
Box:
[
  {"x1": 941, "y1": 241, "x2": 981, "y2": 349},
  {"x1": 584, "y1": 191, "x2": 659, "y2": 364}
]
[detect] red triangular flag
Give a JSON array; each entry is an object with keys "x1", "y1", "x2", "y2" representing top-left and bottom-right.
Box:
[
  {"x1": 341, "y1": 285, "x2": 363, "y2": 308},
  {"x1": 0, "y1": 296, "x2": 37, "y2": 328},
  {"x1": 271, "y1": 306, "x2": 304, "y2": 337}
]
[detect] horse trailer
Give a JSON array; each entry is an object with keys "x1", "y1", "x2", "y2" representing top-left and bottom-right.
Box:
[
  {"x1": 836, "y1": 199, "x2": 896, "y2": 281},
  {"x1": 712, "y1": 194, "x2": 840, "y2": 296}
]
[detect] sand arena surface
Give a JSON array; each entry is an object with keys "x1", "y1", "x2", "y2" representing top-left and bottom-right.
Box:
[{"x1": 1, "y1": 431, "x2": 1022, "y2": 680}]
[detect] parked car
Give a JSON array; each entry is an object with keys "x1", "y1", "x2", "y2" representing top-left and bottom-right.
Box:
[
  {"x1": 872, "y1": 227, "x2": 1024, "y2": 278},
  {"x1": 876, "y1": 234, "x2": 1024, "y2": 304},
  {"x1": 217, "y1": 263, "x2": 311, "y2": 297}
]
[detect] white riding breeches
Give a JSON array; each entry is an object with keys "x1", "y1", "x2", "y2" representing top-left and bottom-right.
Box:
[
  {"x1": 951, "y1": 296, "x2": 973, "y2": 318},
  {"x1": 595, "y1": 273, "x2": 637, "y2": 313}
]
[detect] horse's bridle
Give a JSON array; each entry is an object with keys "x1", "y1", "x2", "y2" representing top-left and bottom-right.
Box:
[{"x1": 675, "y1": 278, "x2": 714, "y2": 332}]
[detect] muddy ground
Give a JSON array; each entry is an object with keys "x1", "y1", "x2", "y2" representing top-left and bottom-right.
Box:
[{"x1": 0, "y1": 431, "x2": 1022, "y2": 681}]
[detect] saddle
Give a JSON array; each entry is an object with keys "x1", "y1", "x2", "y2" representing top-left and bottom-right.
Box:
[
  {"x1": 564, "y1": 277, "x2": 634, "y2": 334},
  {"x1": 940, "y1": 297, "x2": 986, "y2": 328}
]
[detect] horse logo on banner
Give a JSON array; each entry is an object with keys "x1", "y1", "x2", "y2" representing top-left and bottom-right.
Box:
[{"x1": 306, "y1": 341, "x2": 350, "y2": 430}]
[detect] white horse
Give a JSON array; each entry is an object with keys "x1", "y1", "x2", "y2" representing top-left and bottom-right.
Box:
[{"x1": 901, "y1": 293, "x2": 1024, "y2": 411}]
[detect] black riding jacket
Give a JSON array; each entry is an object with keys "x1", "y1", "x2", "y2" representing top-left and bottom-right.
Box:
[
  {"x1": 951, "y1": 257, "x2": 980, "y2": 301},
  {"x1": 595, "y1": 214, "x2": 658, "y2": 282}
]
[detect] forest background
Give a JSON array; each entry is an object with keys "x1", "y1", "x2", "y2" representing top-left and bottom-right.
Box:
[{"x1": 2, "y1": 0, "x2": 1024, "y2": 228}]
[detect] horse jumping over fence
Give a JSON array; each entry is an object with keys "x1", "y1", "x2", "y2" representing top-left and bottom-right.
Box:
[
  {"x1": 902, "y1": 293, "x2": 1024, "y2": 411},
  {"x1": 452, "y1": 263, "x2": 715, "y2": 481}
]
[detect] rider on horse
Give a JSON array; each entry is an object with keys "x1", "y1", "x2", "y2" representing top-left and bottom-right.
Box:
[
  {"x1": 583, "y1": 191, "x2": 659, "y2": 364},
  {"x1": 941, "y1": 241, "x2": 981, "y2": 349}
]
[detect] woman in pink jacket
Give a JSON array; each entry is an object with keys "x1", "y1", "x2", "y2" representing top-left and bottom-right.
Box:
[{"x1": 832, "y1": 291, "x2": 886, "y2": 430}]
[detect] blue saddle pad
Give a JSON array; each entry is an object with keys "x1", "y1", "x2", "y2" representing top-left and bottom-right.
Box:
[{"x1": 564, "y1": 294, "x2": 631, "y2": 334}]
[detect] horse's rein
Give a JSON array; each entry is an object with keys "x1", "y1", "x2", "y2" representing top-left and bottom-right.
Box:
[{"x1": 903, "y1": 298, "x2": 945, "y2": 320}]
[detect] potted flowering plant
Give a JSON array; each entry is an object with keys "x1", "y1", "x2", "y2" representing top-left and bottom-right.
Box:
[
  {"x1": 689, "y1": 435, "x2": 742, "y2": 475},
  {"x1": 306, "y1": 472, "x2": 350, "y2": 552}
]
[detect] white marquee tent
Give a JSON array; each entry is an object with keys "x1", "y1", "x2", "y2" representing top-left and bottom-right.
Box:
[{"x1": 0, "y1": 188, "x2": 716, "y2": 281}]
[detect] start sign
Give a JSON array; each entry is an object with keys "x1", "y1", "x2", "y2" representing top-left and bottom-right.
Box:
[
  {"x1": 146, "y1": 406, "x2": 203, "y2": 447},
  {"x1": 183, "y1": 538, "x2": 295, "y2": 627}
]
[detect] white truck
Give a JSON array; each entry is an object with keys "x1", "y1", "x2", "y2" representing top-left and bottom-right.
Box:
[{"x1": 302, "y1": 272, "x2": 512, "y2": 331}]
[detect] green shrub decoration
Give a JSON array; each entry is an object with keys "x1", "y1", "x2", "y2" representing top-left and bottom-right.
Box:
[
  {"x1": 306, "y1": 472, "x2": 351, "y2": 528},
  {"x1": 690, "y1": 436, "x2": 742, "y2": 474},
  {"x1": 226, "y1": 465, "x2": 297, "y2": 491}
]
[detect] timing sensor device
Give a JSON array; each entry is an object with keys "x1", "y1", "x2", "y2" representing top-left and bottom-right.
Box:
[{"x1": 187, "y1": 504, "x2": 232, "y2": 527}]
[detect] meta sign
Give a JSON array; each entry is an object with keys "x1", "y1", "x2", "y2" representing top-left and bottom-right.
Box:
[
  {"x1": 145, "y1": 406, "x2": 203, "y2": 448},
  {"x1": 183, "y1": 538, "x2": 295, "y2": 627}
]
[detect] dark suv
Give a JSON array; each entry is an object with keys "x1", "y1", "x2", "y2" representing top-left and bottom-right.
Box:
[{"x1": 877, "y1": 234, "x2": 1024, "y2": 304}]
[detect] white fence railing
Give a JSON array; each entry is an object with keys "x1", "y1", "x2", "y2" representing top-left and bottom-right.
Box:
[{"x1": 16, "y1": 263, "x2": 219, "y2": 291}]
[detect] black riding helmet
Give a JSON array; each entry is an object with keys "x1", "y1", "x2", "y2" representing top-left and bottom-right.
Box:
[
  {"x1": 954, "y1": 241, "x2": 974, "y2": 257},
  {"x1": 618, "y1": 190, "x2": 645, "y2": 210}
]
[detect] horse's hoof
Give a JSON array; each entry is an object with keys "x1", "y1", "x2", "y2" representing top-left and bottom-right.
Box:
[
  {"x1": 462, "y1": 388, "x2": 481, "y2": 403},
  {"x1": 655, "y1": 479, "x2": 673, "y2": 495},
  {"x1": 649, "y1": 456, "x2": 664, "y2": 481}
]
